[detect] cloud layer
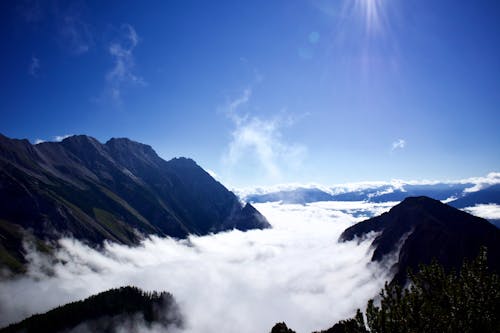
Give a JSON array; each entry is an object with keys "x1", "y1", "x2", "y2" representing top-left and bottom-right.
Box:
[
  {"x1": 462, "y1": 172, "x2": 500, "y2": 193},
  {"x1": 463, "y1": 204, "x2": 500, "y2": 221},
  {"x1": 0, "y1": 202, "x2": 393, "y2": 333},
  {"x1": 235, "y1": 172, "x2": 500, "y2": 199}
]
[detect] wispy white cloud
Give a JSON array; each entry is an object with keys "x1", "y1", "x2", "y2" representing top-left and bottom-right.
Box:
[
  {"x1": 54, "y1": 134, "x2": 72, "y2": 142},
  {"x1": 227, "y1": 88, "x2": 252, "y2": 117},
  {"x1": 58, "y1": 14, "x2": 93, "y2": 55},
  {"x1": 391, "y1": 138, "x2": 406, "y2": 151},
  {"x1": 17, "y1": 0, "x2": 44, "y2": 23},
  {"x1": 222, "y1": 89, "x2": 307, "y2": 183},
  {"x1": 29, "y1": 56, "x2": 40, "y2": 77},
  {"x1": 19, "y1": 1, "x2": 93, "y2": 55},
  {"x1": 32, "y1": 135, "x2": 72, "y2": 144},
  {"x1": 205, "y1": 169, "x2": 219, "y2": 180},
  {"x1": 105, "y1": 24, "x2": 145, "y2": 103}
]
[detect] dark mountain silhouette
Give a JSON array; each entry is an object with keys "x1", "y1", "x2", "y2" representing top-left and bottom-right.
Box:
[
  {"x1": 271, "y1": 249, "x2": 500, "y2": 333},
  {"x1": 270, "y1": 322, "x2": 296, "y2": 333},
  {"x1": 0, "y1": 134, "x2": 270, "y2": 272},
  {"x1": 339, "y1": 196, "x2": 500, "y2": 284},
  {"x1": 449, "y1": 184, "x2": 500, "y2": 208},
  {"x1": 0, "y1": 286, "x2": 182, "y2": 333}
]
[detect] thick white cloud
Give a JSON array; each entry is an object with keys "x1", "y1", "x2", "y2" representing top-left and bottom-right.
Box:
[
  {"x1": 54, "y1": 134, "x2": 73, "y2": 142},
  {"x1": 463, "y1": 204, "x2": 500, "y2": 221},
  {"x1": 462, "y1": 172, "x2": 500, "y2": 193},
  {"x1": 0, "y1": 202, "x2": 393, "y2": 333}
]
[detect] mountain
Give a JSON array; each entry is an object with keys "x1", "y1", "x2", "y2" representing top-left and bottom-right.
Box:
[
  {"x1": 0, "y1": 286, "x2": 182, "y2": 333},
  {"x1": 270, "y1": 249, "x2": 500, "y2": 333},
  {"x1": 449, "y1": 184, "x2": 500, "y2": 208},
  {"x1": 245, "y1": 183, "x2": 470, "y2": 204},
  {"x1": 367, "y1": 183, "x2": 471, "y2": 203},
  {"x1": 247, "y1": 188, "x2": 335, "y2": 204},
  {"x1": 0, "y1": 134, "x2": 270, "y2": 273},
  {"x1": 339, "y1": 196, "x2": 500, "y2": 284}
]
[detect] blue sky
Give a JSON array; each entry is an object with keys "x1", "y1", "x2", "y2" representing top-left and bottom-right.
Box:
[{"x1": 1, "y1": 0, "x2": 499, "y2": 187}]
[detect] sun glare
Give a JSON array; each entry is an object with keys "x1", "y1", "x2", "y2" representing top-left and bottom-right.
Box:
[{"x1": 355, "y1": 0, "x2": 384, "y2": 33}]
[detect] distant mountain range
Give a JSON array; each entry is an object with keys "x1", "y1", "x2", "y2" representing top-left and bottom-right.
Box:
[
  {"x1": 244, "y1": 181, "x2": 500, "y2": 228},
  {"x1": 245, "y1": 182, "x2": 500, "y2": 206},
  {"x1": 339, "y1": 196, "x2": 500, "y2": 284},
  {"x1": 0, "y1": 134, "x2": 270, "y2": 273},
  {"x1": 448, "y1": 184, "x2": 500, "y2": 208}
]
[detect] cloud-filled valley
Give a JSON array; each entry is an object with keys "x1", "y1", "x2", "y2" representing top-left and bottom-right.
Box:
[
  {"x1": 0, "y1": 202, "x2": 395, "y2": 333},
  {"x1": 2, "y1": 1, "x2": 500, "y2": 331}
]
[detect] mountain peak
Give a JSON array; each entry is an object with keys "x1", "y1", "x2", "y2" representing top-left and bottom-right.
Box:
[
  {"x1": 167, "y1": 157, "x2": 198, "y2": 167},
  {"x1": 0, "y1": 133, "x2": 270, "y2": 273},
  {"x1": 105, "y1": 137, "x2": 157, "y2": 156},
  {"x1": 106, "y1": 137, "x2": 152, "y2": 149},
  {"x1": 400, "y1": 195, "x2": 439, "y2": 204},
  {"x1": 340, "y1": 196, "x2": 500, "y2": 284},
  {"x1": 402, "y1": 195, "x2": 457, "y2": 207},
  {"x1": 105, "y1": 137, "x2": 162, "y2": 172},
  {"x1": 61, "y1": 134, "x2": 100, "y2": 145}
]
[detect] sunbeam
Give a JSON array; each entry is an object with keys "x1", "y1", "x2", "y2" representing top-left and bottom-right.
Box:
[{"x1": 353, "y1": 0, "x2": 385, "y2": 34}]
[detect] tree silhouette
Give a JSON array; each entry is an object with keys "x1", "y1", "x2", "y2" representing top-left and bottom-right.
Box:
[
  {"x1": 0, "y1": 286, "x2": 183, "y2": 333},
  {"x1": 282, "y1": 247, "x2": 500, "y2": 333}
]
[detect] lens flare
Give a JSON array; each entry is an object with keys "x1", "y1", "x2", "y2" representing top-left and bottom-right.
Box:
[{"x1": 313, "y1": 0, "x2": 388, "y2": 35}]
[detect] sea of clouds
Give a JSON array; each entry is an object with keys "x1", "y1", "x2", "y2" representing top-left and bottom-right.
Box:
[{"x1": 0, "y1": 201, "x2": 397, "y2": 333}]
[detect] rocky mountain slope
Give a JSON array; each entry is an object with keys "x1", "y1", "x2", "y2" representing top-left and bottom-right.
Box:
[
  {"x1": 0, "y1": 134, "x2": 270, "y2": 273},
  {"x1": 339, "y1": 196, "x2": 500, "y2": 284}
]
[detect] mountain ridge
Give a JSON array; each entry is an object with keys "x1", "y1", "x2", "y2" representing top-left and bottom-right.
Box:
[
  {"x1": 0, "y1": 286, "x2": 182, "y2": 333},
  {"x1": 340, "y1": 196, "x2": 500, "y2": 284},
  {"x1": 0, "y1": 133, "x2": 270, "y2": 273},
  {"x1": 243, "y1": 182, "x2": 497, "y2": 207}
]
